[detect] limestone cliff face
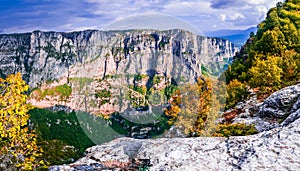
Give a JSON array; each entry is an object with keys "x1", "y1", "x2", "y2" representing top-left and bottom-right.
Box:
[
  {"x1": 0, "y1": 29, "x2": 237, "y2": 87},
  {"x1": 0, "y1": 29, "x2": 237, "y2": 115}
]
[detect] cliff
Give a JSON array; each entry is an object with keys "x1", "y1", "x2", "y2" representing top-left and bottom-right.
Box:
[
  {"x1": 0, "y1": 29, "x2": 237, "y2": 115},
  {"x1": 0, "y1": 29, "x2": 237, "y2": 87}
]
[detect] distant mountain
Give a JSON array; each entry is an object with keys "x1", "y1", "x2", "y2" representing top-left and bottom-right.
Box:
[{"x1": 204, "y1": 27, "x2": 258, "y2": 47}]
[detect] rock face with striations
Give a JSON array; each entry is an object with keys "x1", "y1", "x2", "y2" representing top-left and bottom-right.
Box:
[
  {"x1": 0, "y1": 29, "x2": 237, "y2": 87},
  {"x1": 49, "y1": 84, "x2": 300, "y2": 171},
  {"x1": 0, "y1": 29, "x2": 237, "y2": 115},
  {"x1": 222, "y1": 84, "x2": 300, "y2": 132}
]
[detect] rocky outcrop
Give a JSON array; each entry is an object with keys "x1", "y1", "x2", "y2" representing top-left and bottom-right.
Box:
[
  {"x1": 226, "y1": 84, "x2": 300, "y2": 132},
  {"x1": 50, "y1": 85, "x2": 300, "y2": 171},
  {"x1": 258, "y1": 84, "x2": 300, "y2": 119},
  {"x1": 50, "y1": 117, "x2": 300, "y2": 171}
]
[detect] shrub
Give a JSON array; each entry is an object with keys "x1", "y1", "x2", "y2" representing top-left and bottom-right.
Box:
[
  {"x1": 95, "y1": 89, "x2": 111, "y2": 99},
  {"x1": 55, "y1": 84, "x2": 72, "y2": 99},
  {"x1": 213, "y1": 123, "x2": 258, "y2": 137}
]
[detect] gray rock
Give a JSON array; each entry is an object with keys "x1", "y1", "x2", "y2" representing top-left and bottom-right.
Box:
[
  {"x1": 258, "y1": 84, "x2": 300, "y2": 119},
  {"x1": 280, "y1": 108, "x2": 300, "y2": 126},
  {"x1": 232, "y1": 84, "x2": 300, "y2": 132},
  {"x1": 0, "y1": 29, "x2": 238, "y2": 88},
  {"x1": 233, "y1": 117, "x2": 278, "y2": 132},
  {"x1": 291, "y1": 96, "x2": 300, "y2": 113},
  {"x1": 50, "y1": 116, "x2": 300, "y2": 171}
]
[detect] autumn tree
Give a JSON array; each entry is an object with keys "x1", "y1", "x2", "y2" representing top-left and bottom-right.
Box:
[
  {"x1": 225, "y1": 0, "x2": 300, "y2": 99},
  {"x1": 193, "y1": 77, "x2": 213, "y2": 136},
  {"x1": 0, "y1": 73, "x2": 45, "y2": 170},
  {"x1": 164, "y1": 89, "x2": 181, "y2": 125},
  {"x1": 248, "y1": 55, "x2": 283, "y2": 94},
  {"x1": 175, "y1": 84, "x2": 199, "y2": 135},
  {"x1": 173, "y1": 77, "x2": 220, "y2": 137},
  {"x1": 226, "y1": 79, "x2": 248, "y2": 110},
  {"x1": 280, "y1": 50, "x2": 300, "y2": 85}
]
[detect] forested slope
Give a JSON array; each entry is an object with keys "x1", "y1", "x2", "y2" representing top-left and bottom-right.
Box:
[{"x1": 225, "y1": 0, "x2": 300, "y2": 109}]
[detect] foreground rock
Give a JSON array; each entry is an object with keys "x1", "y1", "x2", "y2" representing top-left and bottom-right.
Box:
[
  {"x1": 50, "y1": 115, "x2": 300, "y2": 170},
  {"x1": 230, "y1": 84, "x2": 300, "y2": 132}
]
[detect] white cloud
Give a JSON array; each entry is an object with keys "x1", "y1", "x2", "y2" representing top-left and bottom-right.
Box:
[
  {"x1": 227, "y1": 13, "x2": 245, "y2": 22},
  {"x1": 219, "y1": 14, "x2": 226, "y2": 21},
  {"x1": 0, "y1": 0, "x2": 285, "y2": 33}
]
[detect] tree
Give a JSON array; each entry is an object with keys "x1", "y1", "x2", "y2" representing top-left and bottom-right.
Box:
[
  {"x1": 225, "y1": 0, "x2": 300, "y2": 100},
  {"x1": 254, "y1": 28, "x2": 286, "y2": 55},
  {"x1": 280, "y1": 50, "x2": 299, "y2": 85},
  {"x1": 248, "y1": 55, "x2": 283, "y2": 94},
  {"x1": 173, "y1": 77, "x2": 220, "y2": 137},
  {"x1": 226, "y1": 79, "x2": 248, "y2": 110},
  {"x1": 175, "y1": 84, "x2": 199, "y2": 135},
  {"x1": 164, "y1": 89, "x2": 181, "y2": 125},
  {"x1": 193, "y1": 77, "x2": 213, "y2": 136},
  {"x1": 0, "y1": 73, "x2": 45, "y2": 170}
]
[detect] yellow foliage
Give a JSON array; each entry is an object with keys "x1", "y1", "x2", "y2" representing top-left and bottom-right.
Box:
[
  {"x1": 164, "y1": 90, "x2": 181, "y2": 124},
  {"x1": 226, "y1": 79, "x2": 248, "y2": 110},
  {"x1": 171, "y1": 77, "x2": 220, "y2": 137},
  {"x1": 0, "y1": 73, "x2": 46, "y2": 170},
  {"x1": 249, "y1": 55, "x2": 283, "y2": 94}
]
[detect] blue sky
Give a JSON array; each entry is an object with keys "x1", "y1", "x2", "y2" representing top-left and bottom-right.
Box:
[{"x1": 0, "y1": 0, "x2": 283, "y2": 34}]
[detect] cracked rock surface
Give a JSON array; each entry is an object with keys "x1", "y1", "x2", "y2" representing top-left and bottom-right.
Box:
[{"x1": 50, "y1": 117, "x2": 300, "y2": 170}]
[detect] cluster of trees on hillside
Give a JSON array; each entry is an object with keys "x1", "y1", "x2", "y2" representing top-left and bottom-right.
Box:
[{"x1": 226, "y1": 0, "x2": 300, "y2": 105}]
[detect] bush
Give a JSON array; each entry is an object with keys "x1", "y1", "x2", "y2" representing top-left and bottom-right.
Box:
[
  {"x1": 55, "y1": 84, "x2": 72, "y2": 99},
  {"x1": 95, "y1": 89, "x2": 111, "y2": 99},
  {"x1": 213, "y1": 123, "x2": 258, "y2": 137}
]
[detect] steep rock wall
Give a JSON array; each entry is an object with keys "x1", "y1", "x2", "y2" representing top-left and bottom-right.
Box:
[{"x1": 0, "y1": 29, "x2": 237, "y2": 87}]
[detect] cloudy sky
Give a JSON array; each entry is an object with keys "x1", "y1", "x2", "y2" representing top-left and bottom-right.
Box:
[{"x1": 0, "y1": 0, "x2": 283, "y2": 34}]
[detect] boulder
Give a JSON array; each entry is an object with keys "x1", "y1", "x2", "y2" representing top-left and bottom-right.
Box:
[
  {"x1": 49, "y1": 117, "x2": 300, "y2": 170},
  {"x1": 258, "y1": 84, "x2": 300, "y2": 119}
]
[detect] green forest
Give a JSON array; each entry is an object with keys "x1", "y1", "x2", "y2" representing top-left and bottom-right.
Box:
[
  {"x1": 225, "y1": 0, "x2": 300, "y2": 108},
  {"x1": 0, "y1": 0, "x2": 300, "y2": 170}
]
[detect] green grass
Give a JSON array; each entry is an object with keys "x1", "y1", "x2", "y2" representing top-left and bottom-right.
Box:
[
  {"x1": 31, "y1": 84, "x2": 72, "y2": 101},
  {"x1": 55, "y1": 84, "x2": 72, "y2": 99},
  {"x1": 70, "y1": 77, "x2": 93, "y2": 90}
]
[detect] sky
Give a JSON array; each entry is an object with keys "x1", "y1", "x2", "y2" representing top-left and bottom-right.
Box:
[{"x1": 0, "y1": 0, "x2": 283, "y2": 34}]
